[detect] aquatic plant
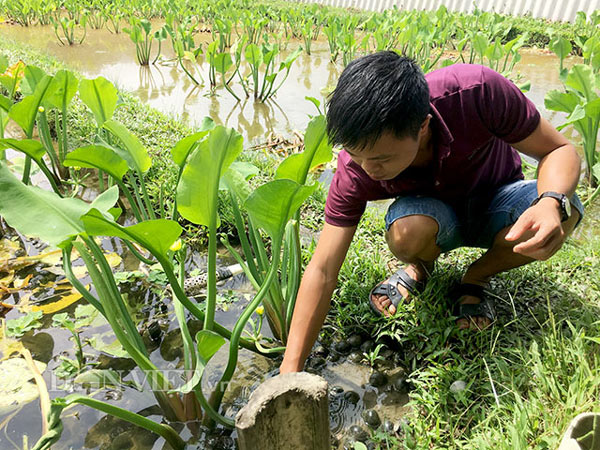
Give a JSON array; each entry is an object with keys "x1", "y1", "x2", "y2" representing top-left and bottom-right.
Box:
[
  {"x1": 239, "y1": 41, "x2": 303, "y2": 101},
  {"x1": 165, "y1": 14, "x2": 197, "y2": 53},
  {"x1": 549, "y1": 35, "x2": 572, "y2": 80},
  {"x1": 51, "y1": 15, "x2": 87, "y2": 46},
  {"x1": 0, "y1": 75, "x2": 320, "y2": 443},
  {"x1": 123, "y1": 17, "x2": 155, "y2": 66},
  {"x1": 545, "y1": 63, "x2": 600, "y2": 195},
  {"x1": 0, "y1": 62, "x2": 78, "y2": 191},
  {"x1": 222, "y1": 115, "x2": 332, "y2": 344},
  {"x1": 105, "y1": 3, "x2": 125, "y2": 33},
  {"x1": 83, "y1": 0, "x2": 107, "y2": 30},
  {"x1": 211, "y1": 15, "x2": 235, "y2": 52}
]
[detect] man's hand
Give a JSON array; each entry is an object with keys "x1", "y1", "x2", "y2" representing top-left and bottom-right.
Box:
[{"x1": 505, "y1": 197, "x2": 565, "y2": 260}]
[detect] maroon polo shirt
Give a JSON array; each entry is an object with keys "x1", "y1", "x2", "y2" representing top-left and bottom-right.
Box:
[{"x1": 324, "y1": 64, "x2": 541, "y2": 227}]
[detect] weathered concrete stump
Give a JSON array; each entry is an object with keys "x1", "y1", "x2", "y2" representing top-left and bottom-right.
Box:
[
  {"x1": 236, "y1": 372, "x2": 330, "y2": 450},
  {"x1": 559, "y1": 413, "x2": 600, "y2": 450}
]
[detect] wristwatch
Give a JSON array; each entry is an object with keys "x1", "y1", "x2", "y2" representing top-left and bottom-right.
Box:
[{"x1": 530, "y1": 191, "x2": 572, "y2": 222}]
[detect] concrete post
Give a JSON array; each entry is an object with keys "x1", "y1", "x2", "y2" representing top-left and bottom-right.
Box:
[
  {"x1": 558, "y1": 413, "x2": 600, "y2": 450},
  {"x1": 236, "y1": 372, "x2": 330, "y2": 450}
]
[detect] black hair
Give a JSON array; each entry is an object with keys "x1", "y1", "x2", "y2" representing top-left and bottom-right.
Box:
[{"x1": 326, "y1": 51, "x2": 430, "y2": 151}]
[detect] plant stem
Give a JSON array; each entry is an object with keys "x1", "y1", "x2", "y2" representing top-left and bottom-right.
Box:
[
  {"x1": 37, "y1": 111, "x2": 61, "y2": 177},
  {"x1": 123, "y1": 239, "x2": 155, "y2": 265},
  {"x1": 115, "y1": 178, "x2": 144, "y2": 222},
  {"x1": 138, "y1": 169, "x2": 156, "y2": 219},
  {"x1": 62, "y1": 247, "x2": 105, "y2": 315},
  {"x1": 204, "y1": 205, "x2": 217, "y2": 331},
  {"x1": 127, "y1": 172, "x2": 149, "y2": 220},
  {"x1": 71, "y1": 395, "x2": 185, "y2": 449},
  {"x1": 157, "y1": 255, "x2": 264, "y2": 353},
  {"x1": 22, "y1": 156, "x2": 32, "y2": 184},
  {"x1": 205, "y1": 239, "x2": 281, "y2": 426}
]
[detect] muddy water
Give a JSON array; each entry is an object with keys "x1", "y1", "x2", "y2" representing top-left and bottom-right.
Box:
[
  {"x1": 0, "y1": 23, "x2": 340, "y2": 144},
  {"x1": 0, "y1": 23, "x2": 575, "y2": 143}
]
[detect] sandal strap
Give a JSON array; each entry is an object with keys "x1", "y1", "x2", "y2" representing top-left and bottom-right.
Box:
[
  {"x1": 369, "y1": 268, "x2": 424, "y2": 311},
  {"x1": 452, "y1": 283, "x2": 497, "y2": 322},
  {"x1": 391, "y1": 269, "x2": 423, "y2": 296},
  {"x1": 454, "y1": 299, "x2": 496, "y2": 322}
]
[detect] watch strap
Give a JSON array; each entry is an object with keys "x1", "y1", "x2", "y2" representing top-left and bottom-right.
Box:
[{"x1": 530, "y1": 191, "x2": 570, "y2": 222}]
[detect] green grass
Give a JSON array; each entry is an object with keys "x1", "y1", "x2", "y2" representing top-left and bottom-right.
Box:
[{"x1": 328, "y1": 206, "x2": 600, "y2": 449}]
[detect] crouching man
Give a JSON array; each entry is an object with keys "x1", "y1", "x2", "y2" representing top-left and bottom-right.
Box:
[{"x1": 280, "y1": 51, "x2": 583, "y2": 374}]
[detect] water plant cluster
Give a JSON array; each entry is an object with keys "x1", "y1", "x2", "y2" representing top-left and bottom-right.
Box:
[{"x1": 0, "y1": 55, "x2": 333, "y2": 447}]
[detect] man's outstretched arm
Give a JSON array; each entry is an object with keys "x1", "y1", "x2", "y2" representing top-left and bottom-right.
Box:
[
  {"x1": 280, "y1": 222, "x2": 357, "y2": 373},
  {"x1": 506, "y1": 116, "x2": 581, "y2": 260}
]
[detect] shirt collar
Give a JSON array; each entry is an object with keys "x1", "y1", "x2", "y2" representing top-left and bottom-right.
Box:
[{"x1": 430, "y1": 102, "x2": 453, "y2": 160}]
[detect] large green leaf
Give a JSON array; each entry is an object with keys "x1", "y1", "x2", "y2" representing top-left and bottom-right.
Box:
[
  {"x1": 504, "y1": 35, "x2": 525, "y2": 54},
  {"x1": 245, "y1": 43, "x2": 263, "y2": 66},
  {"x1": 78, "y1": 76, "x2": 118, "y2": 127},
  {"x1": 46, "y1": 70, "x2": 79, "y2": 110},
  {"x1": 472, "y1": 33, "x2": 489, "y2": 57},
  {"x1": 9, "y1": 75, "x2": 54, "y2": 137},
  {"x1": 484, "y1": 39, "x2": 504, "y2": 62},
  {"x1": 0, "y1": 139, "x2": 45, "y2": 164},
  {"x1": 102, "y1": 119, "x2": 151, "y2": 173},
  {"x1": 177, "y1": 126, "x2": 243, "y2": 227},
  {"x1": 0, "y1": 163, "x2": 118, "y2": 247},
  {"x1": 221, "y1": 161, "x2": 259, "y2": 199},
  {"x1": 544, "y1": 89, "x2": 580, "y2": 114},
  {"x1": 245, "y1": 179, "x2": 317, "y2": 239},
  {"x1": 81, "y1": 209, "x2": 182, "y2": 258},
  {"x1": 63, "y1": 145, "x2": 129, "y2": 181},
  {"x1": 21, "y1": 65, "x2": 47, "y2": 97},
  {"x1": 549, "y1": 36, "x2": 572, "y2": 61},
  {"x1": 584, "y1": 97, "x2": 600, "y2": 120},
  {"x1": 566, "y1": 65, "x2": 597, "y2": 102},
  {"x1": 214, "y1": 53, "x2": 233, "y2": 74},
  {"x1": 558, "y1": 104, "x2": 587, "y2": 131},
  {"x1": 171, "y1": 133, "x2": 202, "y2": 169},
  {"x1": 275, "y1": 115, "x2": 331, "y2": 184},
  {"x1": 171, "y1": 125, "x2": 214, "y2": 168}
]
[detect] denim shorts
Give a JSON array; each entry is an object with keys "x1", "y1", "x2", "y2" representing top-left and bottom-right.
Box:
[{"x1": 384, "y1": 180, "x2": 584, "y2": 252}]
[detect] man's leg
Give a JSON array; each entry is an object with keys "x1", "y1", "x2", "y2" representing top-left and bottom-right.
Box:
[
  {"x1": 372, "y1": 214, "x2": 440, "y2": 316},
  {"x1": 373, "y1": 196, "x2": 461, "y2": 316},
  {"x1": 458, "y1": 208, "x2": 581, "y2": 329}
]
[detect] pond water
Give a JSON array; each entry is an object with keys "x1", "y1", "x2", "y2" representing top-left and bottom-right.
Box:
[
  {"x1": 0, "y1": 22, "x2": 341, "y2": 145},
  {"x1": 0, "y1": 23, "x2": 580, "y2": 143},
  {"x1": 0, "y1": 21, "x2": 597, "y2": 450}
]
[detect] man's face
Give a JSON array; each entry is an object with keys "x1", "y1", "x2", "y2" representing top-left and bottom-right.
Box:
[{"x1": 345, "y1": 131, "x2": 422, "y2": 181}]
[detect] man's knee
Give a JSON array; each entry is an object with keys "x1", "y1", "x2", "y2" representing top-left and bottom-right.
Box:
[{"x1": 386, "y1": 214, "x2": 440, "y2": 261}]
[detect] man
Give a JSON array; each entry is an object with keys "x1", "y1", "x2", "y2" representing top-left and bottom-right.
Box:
[{"x1": 280, "y1": 51, "x2": 583, "y2": 374}]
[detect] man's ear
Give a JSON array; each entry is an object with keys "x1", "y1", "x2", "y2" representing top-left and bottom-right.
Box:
[{"x1": 419, "y1": 114, "x2": 432, "y2": 138}]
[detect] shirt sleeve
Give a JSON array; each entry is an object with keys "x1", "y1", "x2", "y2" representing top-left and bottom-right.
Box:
[
  {"x1": 478, "y1": 66, "x2": 540, "y2": 144},
  {"x1": 324, "y1": 154, "x2": 367, "y2": 227}
]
